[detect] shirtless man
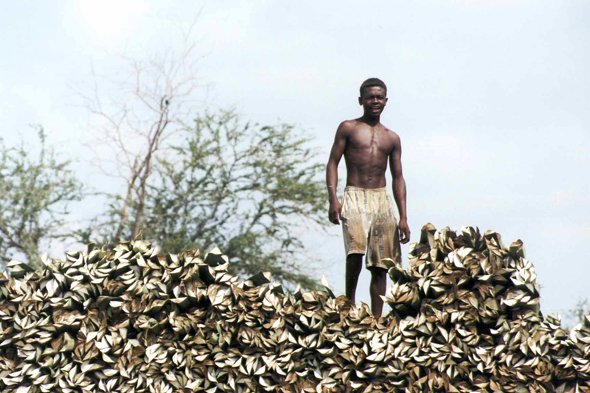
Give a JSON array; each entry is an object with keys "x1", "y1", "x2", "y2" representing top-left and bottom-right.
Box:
[{"x1": 326, "y1": 78, "x2": 410, "y2": 319}]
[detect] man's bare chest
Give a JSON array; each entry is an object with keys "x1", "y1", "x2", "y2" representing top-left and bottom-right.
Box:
[{"x1": 347, "y1": 129, "x2": 394, "y2": 155}]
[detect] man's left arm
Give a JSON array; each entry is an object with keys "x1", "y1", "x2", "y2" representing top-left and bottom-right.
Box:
[{"x1": 389, "y1": 134, "x2": 410, "y2": 244}]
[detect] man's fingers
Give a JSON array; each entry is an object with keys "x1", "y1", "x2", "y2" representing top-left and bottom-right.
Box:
[
  {"x1": 329, "y1": 211, "x2": 340, "y2": 225},
  {"x1": 399, "y1": 226, "x2": 410, "y2": 244},
  {"x1": 403, "y1": 228, "x2": 411, "y2": 244}
]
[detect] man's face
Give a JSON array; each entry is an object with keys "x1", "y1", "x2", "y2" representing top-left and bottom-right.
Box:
[{"x1": 359, "y1": 86, "x2": 388, "y2": 116}]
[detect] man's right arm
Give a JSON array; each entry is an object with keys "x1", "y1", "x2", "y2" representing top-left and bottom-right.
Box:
[{"x1": 326, "y1": 122, "x2": 349, "y2": 225}]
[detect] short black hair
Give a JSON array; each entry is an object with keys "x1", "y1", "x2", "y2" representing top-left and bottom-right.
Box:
[{"x1": 359, "y1": 78, "x2": 387, "y2": 97}]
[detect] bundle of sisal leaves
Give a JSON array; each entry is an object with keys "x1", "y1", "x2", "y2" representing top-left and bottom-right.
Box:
[{"x1": 0, "y1": 225, "x2": 587, "y2": 392}]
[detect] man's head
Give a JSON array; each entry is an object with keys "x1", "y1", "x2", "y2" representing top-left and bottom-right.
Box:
[
  {"x1": 358, "y1": 78, "x2": 388, "y2": 117},
  {"x1": 359, "y1": 78, "x2": 387, "y2": 99}
]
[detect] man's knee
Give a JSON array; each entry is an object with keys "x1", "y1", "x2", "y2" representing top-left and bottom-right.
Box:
[
  {"x1": 346, "y1": 254, "x2": 363, "y2": 272},
  {"x1": 368, "y1": 266, "x2": 387, "y2": 279}
]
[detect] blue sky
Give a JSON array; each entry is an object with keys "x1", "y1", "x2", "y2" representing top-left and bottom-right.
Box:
[{"x1": 2, "y1": 0, "x2": 589, "y2": 322}]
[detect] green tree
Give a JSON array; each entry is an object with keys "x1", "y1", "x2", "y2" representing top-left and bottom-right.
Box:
[
  {"x1": 0, "y1": 129, "x2": 84, "y2": 269},
  {"x1": 76, "y1": 33, "x2": 329, "y2": 289},
  {"x1": 151, "y1": 111, "x2": 326, "y2": 289},
  {"x1": 86, "y1": 110, "x2": 327, "y2": 289}
]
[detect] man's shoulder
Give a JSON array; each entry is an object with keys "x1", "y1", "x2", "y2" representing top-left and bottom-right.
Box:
[
  {"x1": 337, "y1": 119, "x2": 360, "y2": 130},
  {"x1": 385, "y1": 127, "x2": 401, "y2": 140},
  {"x1": 379, "y1": 126, "x2": 402, "y2": 153},
  {"x1": 335, "y1": 120, "x2": 360, "y2": 138},
  {"x1": 376, "y1": 123, "x2": 400, "y2": 140}
]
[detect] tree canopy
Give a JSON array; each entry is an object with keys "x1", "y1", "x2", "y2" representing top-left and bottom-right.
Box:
[
  {"x1": 0, "y1": 129, "x2": 84, "y2": 269},
  {"x1": 82, "y1": 110, "x2": 326, "y2": 289},
  {"x1": 2, "y1": 43, "x2": 329, "y2": 289}
]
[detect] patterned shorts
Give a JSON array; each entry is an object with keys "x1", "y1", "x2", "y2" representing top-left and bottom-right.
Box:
[{"x1": 341, "y1": 186, "x2": 401, "y2": 269}]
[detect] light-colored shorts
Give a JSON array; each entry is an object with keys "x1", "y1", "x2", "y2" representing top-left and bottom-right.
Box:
[{"x1": 341, "y1": 186, "x2": 401, "y2": 270}]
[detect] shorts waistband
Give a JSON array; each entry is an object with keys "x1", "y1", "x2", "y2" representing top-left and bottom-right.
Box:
[{"x1": 344, "y1": 186, "x2": 388, "y2": 193}]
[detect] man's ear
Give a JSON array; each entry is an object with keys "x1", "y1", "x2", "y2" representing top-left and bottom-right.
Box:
[{"x1": 358, "y1": 97, "x2": 362, "y2": 105}]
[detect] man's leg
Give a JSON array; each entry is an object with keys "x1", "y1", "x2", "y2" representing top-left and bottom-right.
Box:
[
  {"x1": 346, "y1": 254, "x2": 363, "y2": 303},
  {"x1": 368, "y1": 267, "x2": 387, "y2": 319}
]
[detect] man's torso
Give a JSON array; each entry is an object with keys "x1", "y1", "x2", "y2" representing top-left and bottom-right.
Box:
[{"x1": 342, "y1": 120, "x2": 397, "y2": 189}]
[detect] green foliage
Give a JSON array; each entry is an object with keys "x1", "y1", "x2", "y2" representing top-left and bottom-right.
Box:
[
  {"x1": 85, "y1": 110, "x2": 327, "y2": 290},
  {"x1": 0, "y1": 128, "x2": 84, "y2": 269},
  {"x1": 69, "y1": 43, "x2": 329, "y2": 290}
]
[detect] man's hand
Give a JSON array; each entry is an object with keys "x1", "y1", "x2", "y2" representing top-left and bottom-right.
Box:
[
  {"x1": 398, "y1": 218, "x2": 410, "y2": 244},
  {"x1": 329, "y1": 201, "x2": 342, "y2": 225}
]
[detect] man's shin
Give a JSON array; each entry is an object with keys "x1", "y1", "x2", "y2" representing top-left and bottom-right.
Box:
[
  {"x1": 345, "y1": 254, "x2": 363, "y2": 303},
  {"x1": 369, "y1": 267, "x2": 387, "y2": 318}
]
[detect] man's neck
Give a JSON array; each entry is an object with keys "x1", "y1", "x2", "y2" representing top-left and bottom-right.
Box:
[{"x1": 359, "y1": 114, "x2": 381, "y2": 127}]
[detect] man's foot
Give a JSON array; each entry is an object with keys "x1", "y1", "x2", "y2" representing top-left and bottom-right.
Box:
[{"x1": 335, "y1": 295, "x2": 353, "y2": 312}]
